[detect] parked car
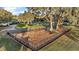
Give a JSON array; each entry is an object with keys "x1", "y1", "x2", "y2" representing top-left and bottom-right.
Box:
[
  {"x1": 0, "y1": 22, "x2": 10, "y2": 26},
  {"x1": 0, "y1": 23, "x2": 9, "y2": 27}
]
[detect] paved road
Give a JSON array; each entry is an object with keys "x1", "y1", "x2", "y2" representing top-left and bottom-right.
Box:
[{"x1": 0, "y1": 25, "x2": 16, "y2": 32}]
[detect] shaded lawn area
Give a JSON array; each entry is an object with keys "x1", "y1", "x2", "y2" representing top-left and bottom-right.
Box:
[
  {"x1": 64, "y1": 26, "x2": 79, "y2": 41},
  {"x1": 0, "y1": 32, "x2": 21, "y2": 51},
  {"x1": 40, "y1": 35, "x2": 79, "y2": 51}
]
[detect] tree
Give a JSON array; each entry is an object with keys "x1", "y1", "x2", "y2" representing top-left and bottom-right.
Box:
[
  {"x1": 27, "y1": 7, "x2": 55, "y2": 32},
  {"x1": 18, "y1": 12, "x2": 35, "y2": 24},
  {"x1": 62, "y1": 7, "x2": 79, "y2": 26},
  {"x1": 0, "y1": 9, "x2": 13, "y2": 22},
  {"x1": 27, "y1": 7, "x2": 79, "y2": 32}
]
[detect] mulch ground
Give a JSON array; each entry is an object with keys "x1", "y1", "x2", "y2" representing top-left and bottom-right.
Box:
[{"x1": 13, "y1": 29, "x2": 56, "y2": 44}]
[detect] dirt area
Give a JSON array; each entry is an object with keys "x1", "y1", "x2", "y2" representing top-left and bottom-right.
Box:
[{"x1": 13, "y1": 29, "x2": 56, "y2": 44}]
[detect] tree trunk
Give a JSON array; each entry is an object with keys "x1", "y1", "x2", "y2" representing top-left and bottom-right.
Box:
[
  {"x1": 56, "y1": 16, "x2": 63, "y2": 32},
  {"x1": 50, "y1": 21, "x2": 53, "y2": 32},
  {"x1": 49, "y1": 14, "x2": 53, "y2": 32}
]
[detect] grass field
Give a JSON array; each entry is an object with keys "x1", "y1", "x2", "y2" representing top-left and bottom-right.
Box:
[
  {"x1": 16, "y1": 24, "x2": 45, "y2": 29},
  {"x1": 0, "y1": 26, "x2": 79, "y2": 51},
  {"x1": 0, "y1": 31, "x2": 22, "y2": 51},
  {"x1": 40, "y1": 35, "x2": 79, "y2": 51}
]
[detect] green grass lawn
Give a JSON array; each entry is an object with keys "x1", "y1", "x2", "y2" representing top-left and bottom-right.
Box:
[
  {"x1": 16, "y1": 24, "x2": 45, "y2": 29},
  {"x1": 0, "y1": 31, "x2": 22, "y2": 51}
]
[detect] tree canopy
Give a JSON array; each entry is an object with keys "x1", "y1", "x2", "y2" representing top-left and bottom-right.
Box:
[
  {"x1": 18, "y1": 12, "x2": 35, "y2": 23},
  {"x1": 0, "y1": 7, "x2": 79, "y2": 25},
  {"x1": 0, "y1": 9, "x2": 13, "y2": 22}
]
